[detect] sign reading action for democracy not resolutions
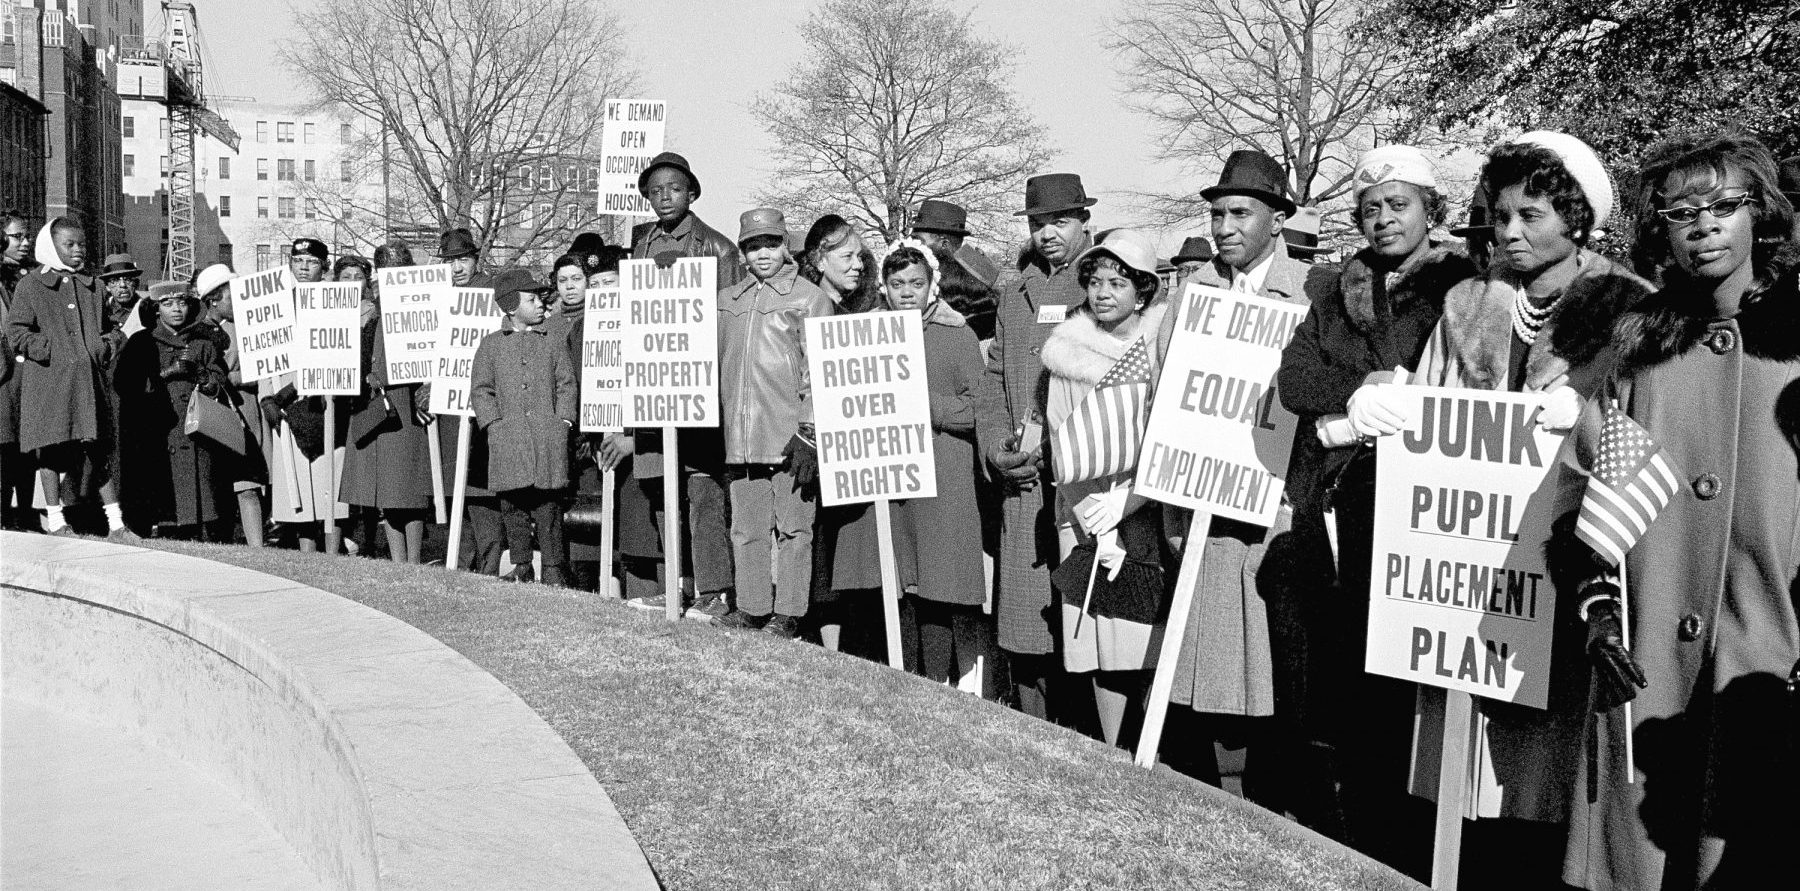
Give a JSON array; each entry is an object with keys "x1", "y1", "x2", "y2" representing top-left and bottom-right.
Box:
[
  {"x1": 805, "y1": 310, "x2": 936, "y2": 507},
  {"x1": 378, "y1": 264, "x2": 453, "y2": 385},
  {"x1": 579, "y1": 287, "x2": 625, "y2": 433}
]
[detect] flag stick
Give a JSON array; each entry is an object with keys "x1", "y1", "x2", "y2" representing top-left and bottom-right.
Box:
[
  {"x1": 874, "y1": 498, "x2": 905, "y2": 670},
  {"x1": 1619, "y1": 559, "x2": 1636, "y2": 782},
  {"x1": 662, "y1": 428, "x2": 682, "y2": 622},
  {"x1": 1072, "y1": 538, "x2": 1103, "y2": 640},
  {"x1": 1134, "y1": 509, "x2": 1212, "y2": 769},
  {"x1": 425, "y1": 416, "x2": 447, "y2": 524},
  {"x1": 445, "y1": 415, "x2": 471, "y2": 570}
]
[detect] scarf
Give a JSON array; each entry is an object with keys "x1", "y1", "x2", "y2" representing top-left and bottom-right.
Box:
[{"x1": 34, "y1": 222, "x2": 75, "y2": 274}]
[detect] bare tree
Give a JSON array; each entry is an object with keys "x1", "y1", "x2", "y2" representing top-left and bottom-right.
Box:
[
  {"x1": 752, "y1": 0, "x2": 1054, "y2": 247},
  {"x1": 282, "y1": 0, "x2": 638, "y2": 262},
  {"x1": 1109, "y1": 0, "x2": 1411, "y2": 229}
]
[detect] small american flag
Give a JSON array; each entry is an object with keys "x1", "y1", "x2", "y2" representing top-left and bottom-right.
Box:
[
  {"x1": 1575, "y1": 403, "x2": 1682, "y2": 567},
  {"x1": 1051, "y1": 337, "x2": 1153, "y2": 484}
]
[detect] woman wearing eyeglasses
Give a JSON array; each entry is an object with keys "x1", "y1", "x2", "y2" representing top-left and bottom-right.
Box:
[{"x1": 1546, "y1": 133, "x2": 1800, "y2": 891}]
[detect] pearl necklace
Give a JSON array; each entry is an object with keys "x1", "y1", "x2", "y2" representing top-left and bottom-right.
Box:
[{"x1": 1511, "y1": 289, "x2": 1563, "y2": 344}]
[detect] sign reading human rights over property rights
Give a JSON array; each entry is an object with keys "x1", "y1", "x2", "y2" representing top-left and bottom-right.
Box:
[
  {"x1": 805, "y1": 310, "x2": 936, "y2": 507},
  {"x1": 597, "y1": 99, "x2": 666, "y2": 217},
  {"x1": 579, "y1": 287, "x2": 624, "y2": 432},
  {"x1": 620, "y1": 257, "x2": 716, "y2": 427},
  {"x1": 292, "y1": 282, "x2": 362, "y2": 396},
  {"x1": 428, "y1": 288, "x2": 503, "y2": 417},
  {"x1": 1134, "y1": 283, "x2": 1302, "y2": 526},
  {"x1": 230, "y1": 267, "x2": 299, "y2": 382},
  {"x1": 1365, "y1": 387, "x2": 1566, "y2": 709},
  {"x1": 378, "y1": 264, "x2": 453, "y2": 385}
]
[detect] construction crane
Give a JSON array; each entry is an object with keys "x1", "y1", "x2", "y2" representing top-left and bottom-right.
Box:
[{"x1": 116, "y1": 1, "x2": 239, "y2": 281}]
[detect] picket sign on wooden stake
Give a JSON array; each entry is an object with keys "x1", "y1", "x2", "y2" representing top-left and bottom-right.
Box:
[
  {"x1": 277, "y1": 419, "x2": 303, "y2": 506},
  {"x1": 1432, "y1": 690, "x2": 1476, "y2": 891},
  {"x1": 1133, "y1": 509, "x2": 1212, "y2": 769},
  {"x1": 322, "y1": 403, "x2": 339, "y2": 555},
  {"x1": 662, "y1": 430, "x2": 683, "y2": 621},
  {"x1": 425, "y1": 417, "x2": 447, "y2": 525},
  {"x1": 445, "y1": 415, "x2": 472, "y2": 570},
  {"x1": 873, "y1": 499, "x2": 905, "y2": 670},
  {"x1": 598, "y1": 466, "x2": 617, "y2": 598}
]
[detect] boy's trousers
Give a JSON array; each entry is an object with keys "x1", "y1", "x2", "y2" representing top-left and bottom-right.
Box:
[{"x1": 727, "y1": 463, "x2": 814, "y2": 617}]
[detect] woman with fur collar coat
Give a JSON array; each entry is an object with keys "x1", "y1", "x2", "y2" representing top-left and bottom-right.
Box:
[
  {"x1": 1548, "y1": 134, "x2": 1800, "y2": 891},
  {"x1": 1040, "y1": 231, "x2": 1168, "y2": 748}
]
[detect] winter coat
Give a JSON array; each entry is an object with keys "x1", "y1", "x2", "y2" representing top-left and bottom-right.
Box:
[
  {"x1": 471, "y1": 324, "x2": 577, "y2": 492},
  {"x1": 890, "y1": 301, "x2": 993, "y2": 606},
  {"x1": 4, "y1": 266, "x2": 112, "y2": 453},
  {"x1": 1547, "y1": 267, "x2": 1800, "y2": 891},
  {"x1": 718, "y1": 262, "x2": 834, "y2": 464},
  {"x1": 113, "y1": 318, "x2": 234, "y2": 527},
  {"x1": 1409, "y1": 249, "x2": 1652, "y2": 822},
  {"x1": 976, "y1": 237, "x2": 1093, "y2": 655},
  {"x1": 0, "y1": 265, "x2": 20, "y2": 446},
  {"x1": 817, "y1": 279, "x2": 888, "y2": 593},
  {"x1": 339, "y1": 316, "x2": 434, "y2": 511},
  {"x1": 213, "y1": 315, "x2": 267, "y2": 476},
  {"x1": 628, "y1": 212, "x2": 741, "y2": 480}
]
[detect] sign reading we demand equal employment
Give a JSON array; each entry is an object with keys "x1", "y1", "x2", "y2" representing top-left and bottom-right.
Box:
[
  {"x1": 1135, "y1": 284, "x2": 1302, "y2": 526},
  {"x1": 292, "y1": 282, "x2": 362, "y2": 396},
  {"x1": 805, "y1": 310, "x2": 935, "y2": 507},
  {"x1": 1366, "y1": 387, "x2": 1566, "y2": 709},
  {"x1": 620, "y1": 257, "x2": 716, "y2": 427},
  {"x1": 597, "y1": 99, "x2": 666, "y2": 217}
]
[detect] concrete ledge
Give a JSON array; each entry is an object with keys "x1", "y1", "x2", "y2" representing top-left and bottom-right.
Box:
[{"x1": 1, "y1": 532, "x2": 658, "y2": 890}]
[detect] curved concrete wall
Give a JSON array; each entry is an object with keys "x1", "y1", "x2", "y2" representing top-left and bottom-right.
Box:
[{"x1": 1, "y1": 533, "x2": 657, "y2": 890}]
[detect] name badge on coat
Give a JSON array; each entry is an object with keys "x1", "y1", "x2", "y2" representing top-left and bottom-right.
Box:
[{"x1": 1036, "y1": 305, "x2": 1067, "y2": 324}]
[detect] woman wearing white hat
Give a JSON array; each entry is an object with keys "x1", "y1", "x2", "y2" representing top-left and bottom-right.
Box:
[{"x1": 195, "y1": 262, "x2": 268, "y2": 546}]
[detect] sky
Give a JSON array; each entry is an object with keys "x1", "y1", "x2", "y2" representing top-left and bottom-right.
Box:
[{"x1": 174, "y1": 0, "x2": 1201, "y2": 252}]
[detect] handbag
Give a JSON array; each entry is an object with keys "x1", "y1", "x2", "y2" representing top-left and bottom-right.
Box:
[{"x1": 185, "y1": 387, "x2": 250, "y2": 455}]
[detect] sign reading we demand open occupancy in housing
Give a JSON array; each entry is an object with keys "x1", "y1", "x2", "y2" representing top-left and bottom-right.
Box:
[
  {"x1": 1366, "y1": 387, "x2": 1566, "y2": 709},
  {"x1": 805, "y1": 310, "x2": 935, "y2": 507}
]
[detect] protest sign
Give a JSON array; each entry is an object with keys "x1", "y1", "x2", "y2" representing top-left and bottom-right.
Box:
[
  {"x1": 1365, "y1": 387, "x2": 1566, "y2": 709},
  {"x1": 428, "y1": 287, "x2": 504, "y2": 417},
  {"x1": 579, "y1": 287, "x2": 624, "y2": 432},
  {"x1": 378, "y1": 264, "x2": 453, "y2": 385},
  {"x1": 597, "y1": 99, "x2": 666, "y2": 217},
  {"x1": 805, "y1": 310, "x2": 937, "y2": 507},
  {"x1": 230, "y1": 267, "x2": 298, "y2": 382},
  {"x1": 292, "y1": 283, "x2": 363, "y2": 396},
  {"x1": 620, "y1": 257, "x2": 717, "y2": 428},
  {"x1": 1133, "y1": 283, "x2": 1302, "y2": 526}
]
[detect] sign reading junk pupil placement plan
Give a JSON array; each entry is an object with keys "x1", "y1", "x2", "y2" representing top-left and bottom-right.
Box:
[
  {"x1": 805, "y1": 310, "x2": 936, "y2": 507},
  {"x1": 1366, "y1": 388, "x2": 1566, "y2": 709},
  {"x1": 620, "y1": 257, "x2": 717, "y2": 427},
  {"x1": 292, "y1": 282, "x2": 363, "y2": 396},
  {"x1": 230, "y1": 267, "x2": 299, "y2": 382},
  {"x1": 579, "y1": 288, "x2": 624, "y2": 432},
  {"x1": 429, "y1": 288, "x2": 503, "y2": 417},
  {"x1": 1134, "y1": 283, "x2": 1302, "y2": 526},
  {"x1": 378, "y1": 264, "x2": 453, "y2": 385}
]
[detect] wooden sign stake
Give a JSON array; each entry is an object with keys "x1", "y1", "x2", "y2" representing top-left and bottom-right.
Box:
[
  {"x1": 662, "y1": 429, "x2": 682, "y2": 621},
  {"x1": 872, "y1": 498, "x2": 905, "y2": 670},
  {"x1": 445, "y1": 415, "x2": 472, "y2": 570},
  {"x1": 1134, "y1": 509, "x2": 1212, "y2": 769}
]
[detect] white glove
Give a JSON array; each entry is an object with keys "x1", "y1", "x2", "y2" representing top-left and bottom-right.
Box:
[
  {"x1": 1076, "y1": 486, "x2": 1131, "y2": 536},
  {"x1": 1536, "y1": 386, "x2": 1582, "y2": 432},
  {"x1": 1346, "y1": 382, "x2": 1412, "y2": 438},
  {"x1": 1315, "y1": 413, "x2": 1362, "y2": 448},
  {"x1": 1095, "y1": 529, "x2": 1127, "y2": 581}
]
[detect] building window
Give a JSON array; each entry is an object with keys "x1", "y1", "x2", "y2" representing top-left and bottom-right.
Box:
[
  {"x1": 123, "y1": 154, "x2": 134, "y2": 177},
  {"x1": 304, "y1": 198, "x2": 317, "y2": 220},
  {"x1": 277, "y1": 122, "x2": 295, "y2": 143},
  {"x1": 341, "y1": 160, "x2": 352, "y2": 183},
  {"x1": 537, "y1": 165, "x2": 553, "y2": 190},
  {"x1": 340, "y1": 123, "x2": 352, "y2": 142},
  {"x1": 217, "y1": 157, "x2": 230, "y2": 180},
  {"x1": 256, "y1": 121, "x2": 268, "y2": 143},
  {"x1": 256, "y1": 243, "x2": 272, "y2": 269},
  {"x1": 122, "y1": 116, "x2": 134, "y2": 138},
  {"x1": 279, "y1": 198, "x2": 296, "y2": 219},
  {"x1": 219, "y1": 196, "x2": 232, "y2": 217},
  {"x1": 303, "y1": 160, "x2": 315, "y2": 182},
  {"x1": 257, "y1": 158, "x2": 269, "y2": 181},
  {"x1": 159, "y1": 155, "x2": 169, "y2": 175},
  {"x1": 159, "y1": 117, "x2": 169, "y2": 139},
  {"x1": 257, "y1": 197, "x2": 270, "y2": 218},
  {"x1": 277, "y1": 159, "x2": 295, "y2": 181},
  {"x1": 537, "y1": 202, "x2": 554, "y2": 228},
  {"x1": 585, "y1": 166, "x2": 600, "y2": 192},
  {"x1": 218, "y1": 244, "x2": 233, "y2": 268},
  {"x1": 303, "y1": 122, "x2": 316, "y2": 144}
]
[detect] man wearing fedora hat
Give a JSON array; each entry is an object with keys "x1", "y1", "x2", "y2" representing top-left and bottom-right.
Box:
[
  {"x1": 912, "y1": 198, "x2": 1003, "y2": 340},
  {"x1": 1150, "y1": 149, "x2": 1335, "y2": 812},
  {"x1": 1169, "y1": 236, "x2": 1214, "y2": 281},
  {"x1": 424, "y1": 227, "x2": 506, "y2": 573},
  {"x1": 976, "y1": 171, "x2": 1099, "y2": 727},
  {"x1": 615, "y1": 151, "x2": 739, "y2": 617},
  {"x1": 97, "y1": 253, "x2": 146, "y2": 338}
]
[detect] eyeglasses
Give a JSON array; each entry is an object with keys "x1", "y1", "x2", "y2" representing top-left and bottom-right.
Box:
[{"x1": 1653, "y1": 194, "x2": 1760, "y2": 225}]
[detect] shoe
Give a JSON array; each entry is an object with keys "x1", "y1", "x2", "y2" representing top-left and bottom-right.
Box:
[
  {"x1": 502, "y1": 565, "x2": 536, "y2": 583},
  {"x1": 626, "y1": 592, "x2": 691, "y2": 614},
  {"x1": 687, "y1": 589, "x2": 732, "y2": 622},
  {"x1": 541, "y1": 565, "x2": 570, "y2": 588},
  {"x1": 762, "y1": 614, "x2": 801, "y2": 639},
  {"x1": 716, "y1": 609, "x2": 768, "y2": 631}
]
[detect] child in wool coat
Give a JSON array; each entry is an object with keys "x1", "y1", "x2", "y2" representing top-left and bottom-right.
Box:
[{"x1": 470, "y1": 268, "x2": 577, "y2": 585}]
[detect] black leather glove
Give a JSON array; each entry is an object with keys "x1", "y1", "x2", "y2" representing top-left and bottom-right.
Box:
[
  {"x1": 783, "y1": 433, "x2": 818, "y2": 490},
  {"x1": 160, "y1": 356, "x2": 198, "y2": 380},
  {"x1": 1585, "y1": 588, "x2": 1648, "y2": 712},
  {"x1": 987, "y1": 435, "x2": 1039, "y2": 490},
  {"x1": 260, "y1": 397, "x2": 285, "y2": 429}
]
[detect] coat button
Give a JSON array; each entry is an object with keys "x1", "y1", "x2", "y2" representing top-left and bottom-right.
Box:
[
  {"x1": 67, "y1": 303, "x2": 76, "y2": 309},
  {"x1": 1677, "y1": 613, "x2": 1704, "y2": 642},
  {"x1": 1030, "y1": 346, "x2": 1041, "y2": 357},
  {"x1": 1706, "y1": 328, "x2": 1736, "y2": 353},
  {"x1": 1692, "y1": 473, "x2": 1721, "y2": 500}
]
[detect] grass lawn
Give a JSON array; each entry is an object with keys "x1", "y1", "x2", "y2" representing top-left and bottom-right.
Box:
[{"x1": 148, "y1": 541, "x2": 1420, "y2": 891}]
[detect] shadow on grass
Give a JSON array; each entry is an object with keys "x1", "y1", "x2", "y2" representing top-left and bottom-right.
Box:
[{"x1": 148, "y1": 541, "x2": 1421, "y2": 891}]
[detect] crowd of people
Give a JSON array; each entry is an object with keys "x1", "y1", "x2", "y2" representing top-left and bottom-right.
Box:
[{"x1": 3, "y1": 130, "x2": 1797, "y2": 889}]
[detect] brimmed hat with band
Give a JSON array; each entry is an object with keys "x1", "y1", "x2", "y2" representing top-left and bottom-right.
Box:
[
  {"x1": 1073, "y1": 229, "x2": 1160, "y2": 281},
  {"x1": 491, "y1": 267, "x2": 554, "y2": 313},
  {"x1": 912, "y1": 199, "x2": 970, "y2": 236},
  {"x1": 435, "y1": 228, "x2": 480, "y2": 260},
  {"x1": 1283, "y1": 207, "x2": 1333, "y2": 258},
  {"x1": 98, "y1": 253, "x2": 143, "y2": 280},
  {"x1": 194, "y1": 263, "x2": 233, "y2": 298},
  {"x1": 1015, "y1": 173, "x2": 1099, "y2": 217},
  {"x1": 737, "y1": 207, "x2": 787, "y2": 244},
  {"x1": 637, "y1": 151, "x2": 702, "y2": 199},
  {"x1": 1202, "y1": 150, "x2": 1297, "y2": 217},
  {"x1": 1170, "y1": 236, "x2": 1214, "y2": 265}
]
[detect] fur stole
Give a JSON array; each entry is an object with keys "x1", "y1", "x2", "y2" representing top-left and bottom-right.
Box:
[
  {"x1": 1614, "y1": 262, "x2": 1800, "y2": 375},
  {"x1": 1340, "y1": 243, "x2": 1473, "y2": 335},
  {"x1": 1440, "y1": 250, "x2": 1652, "y2": 390},
  {"x1": 1041, "y1": 302, "x2": 1168, "y2": 386}
]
